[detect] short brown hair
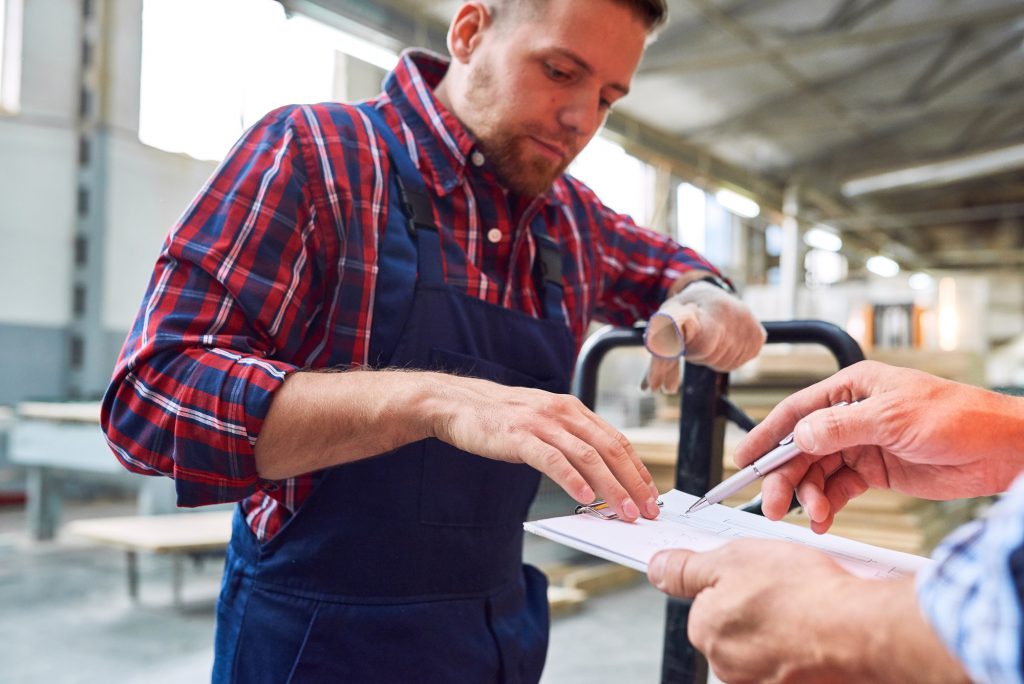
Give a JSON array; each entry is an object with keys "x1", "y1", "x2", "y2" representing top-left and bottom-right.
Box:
[
  {"x1": 615, "y1": 0, "x2": 668, "y2": 31},
  {"x1": 489, "y1": 0, "x2": 668, "y2": 33}
]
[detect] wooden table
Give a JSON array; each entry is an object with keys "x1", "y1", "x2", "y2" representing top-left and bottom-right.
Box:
[
  {"x1": 9, "y1": 401, "x2": 177, "y2": 539},
  {"x1": 66, "y1": 510, "x2": 234, "y2": 606}
]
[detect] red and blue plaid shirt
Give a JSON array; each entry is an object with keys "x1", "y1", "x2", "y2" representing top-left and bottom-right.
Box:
[{"x1": 102, "y1": 51, "x2": 720, "y2": 541}]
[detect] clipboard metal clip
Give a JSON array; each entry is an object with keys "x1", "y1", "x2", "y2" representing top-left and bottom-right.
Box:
[{"x1": 574, "y1": 498, "x2": 664, "y2": 520}]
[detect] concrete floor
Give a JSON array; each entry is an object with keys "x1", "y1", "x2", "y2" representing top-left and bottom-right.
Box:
[{"x1": 0, "y1": 495, "x2": 688, "y2": 684}]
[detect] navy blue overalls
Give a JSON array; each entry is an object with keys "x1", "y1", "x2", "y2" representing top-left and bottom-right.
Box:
[{"x1": 212, "y1": 104, "x2": 576, "y2": 683}]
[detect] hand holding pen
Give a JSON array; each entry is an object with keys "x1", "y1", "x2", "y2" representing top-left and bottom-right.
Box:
[
  {"x1": 687, "y1": 401, "x2": 855, "y2": 514},
  {"x1": 726, "y1": 360, "x2": 1024, "y2": 534}
]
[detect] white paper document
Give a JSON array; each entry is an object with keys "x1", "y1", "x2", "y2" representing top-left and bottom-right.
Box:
[{"x1": 524, "y1": 489, "x2": 932, "y2": 579}]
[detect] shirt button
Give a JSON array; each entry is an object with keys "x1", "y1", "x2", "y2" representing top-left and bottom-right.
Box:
[
  {"x1": 487, "y1": 228, "x2": 502, "y2": 243},
  {"x1": 471, "y1": 150, "x2": 485, "y2": 167}
]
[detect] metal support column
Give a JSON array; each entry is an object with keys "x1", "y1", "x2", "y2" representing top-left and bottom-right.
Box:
[
  {"x1": 779, "y1": 184, "x2": 801, "y2": 321},
  {"x1": 68, "y1": 0, "x2": 111, "y2": 398}
]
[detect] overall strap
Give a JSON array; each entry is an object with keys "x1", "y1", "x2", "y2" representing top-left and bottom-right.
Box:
[
  {"x1": 533, "y1": 232, "x2": 566, "y2": 323},
  {"x1": 358, "y1": 103, "x2": 444, "y2": 287},
  {"x1": 360, "y1": 102, "x2": 566, "y2": 322}
]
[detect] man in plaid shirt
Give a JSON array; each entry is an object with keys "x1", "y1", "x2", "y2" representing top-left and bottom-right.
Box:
[
  {"x1": 650, "y1": 360, "x2": 1024, "y2": 683},
  {"x1": 103, "y1": 0, "x2": 765, "y2": 680}
]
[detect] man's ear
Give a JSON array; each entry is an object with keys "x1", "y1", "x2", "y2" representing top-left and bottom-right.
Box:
[{"x1": 447, "y1": 2, "x2": 492, "y2": 64}]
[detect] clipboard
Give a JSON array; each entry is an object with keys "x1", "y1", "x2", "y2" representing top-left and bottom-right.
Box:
[{"x1": 574, "y1": 498, "x2": 664, "y2": 520}]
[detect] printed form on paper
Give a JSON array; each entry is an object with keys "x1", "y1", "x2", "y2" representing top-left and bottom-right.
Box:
[{"x1": 524, "y1": 489, "x2": 932, "y2": 580}]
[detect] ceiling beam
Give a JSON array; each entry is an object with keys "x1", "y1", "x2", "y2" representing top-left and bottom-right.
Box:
[
  {"x1": 642, "y1": 0, "x2": 788, "y2": 67},
  {"x1": 908, "y1": 26, "x2": 1024, "y2": 105},
  {"x1": 741, "y1": 89, "x2": 1024, "y2": 131},
  {"x1": 682, "y1": 0, "x2": 870, "y2": 138},
  {"x1": 841, "y1": 141, "x2": 1024, "y2": 197},
  {"x1": 792, "y1": 73, "x2": 1024, "y2": 177},
  {"x1": 825, "y1": 0, "x2": 895, "y2": 32},
  {"x1": 928, "y1": 248, "x2": 1024, "y2": 269},
  {"x1": 830, "y1": 201, "x2": 1024, "y2": 230},
  {"x1": 641, "y1": 4, "x2": 1024, "y2": 76},
  {"x1": 901, "y1": 28, "x2": 972, "y2": 103},
  {"x1": 685, "y1": 32, "x2": 938, "y2": 141},
  {"x1": 950, "y1": 100, "x2": 1024, "y2": 154}
]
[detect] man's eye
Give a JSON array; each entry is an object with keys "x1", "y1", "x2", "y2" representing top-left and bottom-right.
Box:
[{"x1": 544, "y1": 63, "x2": 572, "y2": 81}]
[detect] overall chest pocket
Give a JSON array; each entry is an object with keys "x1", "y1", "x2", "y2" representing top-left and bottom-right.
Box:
[{"x1": 419, "y1": 347, "x2": 562, "y2": 527}]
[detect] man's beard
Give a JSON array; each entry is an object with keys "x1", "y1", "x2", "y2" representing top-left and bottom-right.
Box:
[
  {"x1": 479, "y1": 129, "x2": 573, "y2": 197},
  {"x1": 465, "y1": 59, "x2": 578, "y2": 197}
]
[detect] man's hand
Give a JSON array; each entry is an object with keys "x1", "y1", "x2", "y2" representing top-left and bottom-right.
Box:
[
  {"x1": 646, "y1": 540, "x2": 970, "y2": 684},
  {"x1": 644, "y1": 281, "x2": 765, "y2": 393},
  {"x1": 429, "y1": 374, "x2": 661, "y2": 522},
  {"x1": 734, "y1": 360, "x2": 1024, "y2": 532}
]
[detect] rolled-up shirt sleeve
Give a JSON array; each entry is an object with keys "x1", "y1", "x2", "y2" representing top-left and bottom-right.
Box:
[
  {"x1": 916, "y1": 474, "x2": 1024, "y2": 683},
  {"x1": 101, "y1": 105, "x2": 321, "y2": 507}
]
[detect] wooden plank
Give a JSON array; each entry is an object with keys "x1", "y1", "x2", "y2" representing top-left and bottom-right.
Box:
[
  {"x1": 16, "y1": 401, "x2": 102, "y2": 424},
  {"x1": 65, "y1": 511, "x2": 233, "y2": 554},
  {"x1": 547, "y1": 586, "x2": 587, "y2": 617},
  {"x1": 562, "y1": 563, "x2": 642, "y2": 596}
]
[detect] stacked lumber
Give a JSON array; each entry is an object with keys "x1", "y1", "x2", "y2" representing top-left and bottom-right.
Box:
[{"x1": 541, "y1": 562, "x2": 644, "y2": 617}]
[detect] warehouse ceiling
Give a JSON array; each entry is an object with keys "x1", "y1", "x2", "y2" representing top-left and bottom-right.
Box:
[{"x1": 288, "y1": 0, "x2": 1024, "y2": 273}]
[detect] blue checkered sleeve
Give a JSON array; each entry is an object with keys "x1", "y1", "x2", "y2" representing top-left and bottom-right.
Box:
[{"x1": 917, "y1": 473, "x2": 1024, "y2": 683}]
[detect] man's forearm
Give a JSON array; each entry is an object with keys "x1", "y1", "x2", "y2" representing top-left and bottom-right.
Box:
[
  {"x1": 254, "y1": 369, "x2": 443, "y2": 480},
  {"x1": 839, "y1": 576, "x2": 970, "y2": 683},
  {"x1": 256, "y1": 366, "x2": 663, "y2": 522},
  {"x1": 964, "y1": 388, "x2": 1024, "y2": 492}
]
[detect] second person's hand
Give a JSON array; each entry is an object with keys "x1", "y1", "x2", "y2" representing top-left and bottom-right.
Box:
[
  {"x1": 646, "y1": 539, "x2": 970, "y2": 684},
  {"x1": 733, "y1": 360, "x2": 1024, "y2": 532}
]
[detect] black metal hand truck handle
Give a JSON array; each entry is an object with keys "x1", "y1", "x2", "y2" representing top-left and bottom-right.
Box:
[{"x1": 570, "y1": 319, "x2": 865, "y2": 684}]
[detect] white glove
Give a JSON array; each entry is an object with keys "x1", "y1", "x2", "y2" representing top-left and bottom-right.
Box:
[{"x1": 642, "y1": 281, "x2": 766, "y2": 393}]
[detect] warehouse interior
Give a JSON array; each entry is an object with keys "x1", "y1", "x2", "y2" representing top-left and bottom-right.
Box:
[{"x1": 1, "y1": 0, "x2": 1022, "y2": 681}]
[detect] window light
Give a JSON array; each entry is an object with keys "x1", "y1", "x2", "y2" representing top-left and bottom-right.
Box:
[
  {"x1": 0, "y1": 0, "x2": 23, "y2": 114},
  {"x1": 676, "y1": 182, "x2": 707, "y2": 252},
  {"x1": 138, "y1": 0, "x2": 398, "y2": 161},
  {"x1": 570, "y1": 136, "x2": 655, "y2": 224}
]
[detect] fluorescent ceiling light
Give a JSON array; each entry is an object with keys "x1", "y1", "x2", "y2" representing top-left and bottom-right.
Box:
[
  {"x1": 714, "y1": 189, "x2": 760, "y2": 218},
  {"x1": 803, "y1": 227, "x2": 842, "y2": 252},
  {"x1": 908, "y1": 272, "x2": 934, "y2": 291},
  {"x1": 841, "y1": 142, "x2": 1024, "y2": 197},
  {"x1": 866, "y1": 255, "x2": 900, "y2": 278}
]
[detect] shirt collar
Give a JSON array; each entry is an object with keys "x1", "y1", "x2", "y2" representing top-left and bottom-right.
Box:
[
  {"x1": 383, "y1": 49, "x2": 475, "y2": 196},
  {"x1": 383, "y1": 49, "x2": 564, "y2": 207}
]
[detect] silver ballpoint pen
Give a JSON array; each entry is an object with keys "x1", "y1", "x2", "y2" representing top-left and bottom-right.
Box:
[{"x1": 686, "y1": 401, "x2": 852, "y2": 514}]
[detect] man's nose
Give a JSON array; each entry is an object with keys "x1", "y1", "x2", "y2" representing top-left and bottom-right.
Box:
[{"x1": 556, "y1": 92, "x2": 603, "y2": 138}]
